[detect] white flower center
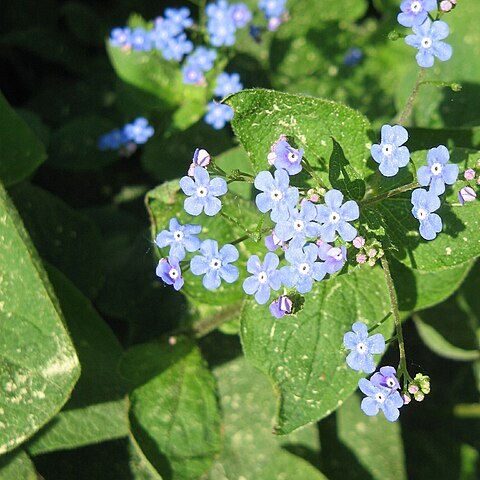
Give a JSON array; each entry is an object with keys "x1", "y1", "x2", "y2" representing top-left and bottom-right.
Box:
[
  {"x1": 287, "y1": 151, "x2": 298, "y2": 163},
  {"x1": 417, "y1": 208, "x2": 428, "y2": 220},
  {"x1": 430, "y1": 162, "x2": 443, "y2": 176},
  {"x1": 411, "y1": 1, "x2": 422, "y2": 13},
  {"x1": 386, "y1": 377, "x2": 396, "y2": 388},
  {"x1": 270, "y1": 189, "x2": 283, "y2": 201},
  {"x1": 375, "y1": 392, "x2": 386, "y2": 403},
  {"x1": 258, "y1": 272, "x2": 268, "y2": 284},
  {"x1": 421, "y1": 37, "x2": 432, "y2": 49},
  {"x1": 197, "y1": 186, "x2": 208, "y2": 197},
  {"x1": 298, "y1": 262, "x2": 310, "y2": 275},
  {"x1": 174, "y1": 230, "x2": 184, "y2": 242},
  {"x1": 356, "y1": 342, "x2": 367, "y2": 354},
  {"x1": 382, "y1": 143, "x2": 394, "y2": 156},
  {"x1": 329, "y1": 211, "x2": 340, "y2": 224},
  {"x1": 294, "y1": 220, "x2": 304, "y2": 232},
  {"x1": 169, "y1": 268, "x2": 179, "y2": 279},
  {"x1": 210, "y1": 258, "x2": 222, "y2": 270}
]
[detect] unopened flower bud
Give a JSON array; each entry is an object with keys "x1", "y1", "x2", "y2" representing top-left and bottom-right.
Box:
[
  {"x1": 368, "y1": 258, "x2": 376, "y2": 267},
  {"x1": 368, "y1": 248, "x2": 377, "y2": 258},
  {"x1": 464, "y1": 168, "x2": 475, "y2": 181},
  {"x1": 440, "y1": 0, "x2": 453, "y2": 12},
  {"x1": 356, "y1": 253, "x2": 367, "y2": 264},
  {"x1": 402, "y1": 393, "x2": 412, "y2": 405},
  {"x1": 458, "y1": 186, "x2": 477, "y2": 205},
  {"x1": 408, "y1": 384, "x2": 419, "y2": 394},
  {"x1": 414, "y1": 391, "x2": 425, "y2": 402},
  {"x1": 353, "y1": 236, "x2": 365, "y2": 248}
]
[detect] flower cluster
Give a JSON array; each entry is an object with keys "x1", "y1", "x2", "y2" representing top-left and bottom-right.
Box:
[
  {"x1": 397, "y1": 1, "x2": 453, "y2": 68},
  {"x1": 352, "y1": 236, "x2": 384, "y2": 266},
  {"x1": 97, "y1": 117, "x2": 154, "y2": 153},
  {"x1": 458, "y1": 159, "x2": 480, "y2": 205},
  {"x1": 343, "y1": 323, "x2": 404, "y2": 422},
  {"x1": 259, "y1": 0, "x2": 288, "y2": 31}
]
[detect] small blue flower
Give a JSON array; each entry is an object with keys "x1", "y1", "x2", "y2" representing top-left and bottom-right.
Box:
[
  {"x1": 243, "y1": 253, "x2": 281, "y2": 304},
  {"x1": 371, "y1": 124, "x2": 410, "y2": 177},
  {"x1": 316, "y1": 190, "x2": 359, "y2": 242},
  {"x1": 259, "y1": 0, "x2": 286, "y2": 18},
  {"x1": 185, "y1": 47, "x2": 217, "y2": 71},
  {"x1": 411, "y1": 188, "x2": 442, "y2": 240},
  {"x1": 182, "y1": 64, "x2": 205, "y2": 85},
  {"x1": 204, "y1": 102, "x2": 234, "y2": 130},
  {"x1": 370, "y1": 366, "x2": 401, "y2": 390},
  {"x1": 190, "y1": 239, "x2": 239, "y2": 290},
  {"x1": 274, "y1": 201, "x2": 320, "y2": 247},
  {"x1": 206, "y1": 0, "x2": 231, "y2": 22},
  {"x1": 123, "y1": 117, "x2": 154, "y2": 144},
  {"x1": 267, "y1": 16, "x2": 285, "y2": 32},
  {"x1": 343, "y1": 47, "x2": 363, "y2": 66},
  {"x1": 317, "y1": 242, "x2": 347, "y2": 274},
  {"x1": 405, "y1": 19, "x2": 453, "y2": 68},
  {"x1": 254, "y1": 169, "x2": 299, "y2": 223},
  {"x1": 162, "y1": 33, "x2": 193, "y2": 61},
  {"x1": 130, "y1": 28, "x2": 152, "y2": 52},
  {"x1": 97, "y1": 128, "x2": 128, "y2": 151},
  {"x1": 214, "y1": 72, "x2": 243, "y2": 98},
  {"x1": 155, "y1": 218, "x2": 201, "y2": 261},
  {"x1": 417, "y1": 145, "x2": 458, "y2": 195},
  {"x1": 229, "y1": 3, "x2": 252, "y2": 28},
  {"x1": 397, "y1": 0, "x2": 437, "y2": 28},
  {"x1": 152, "y1": 18, "x2": 182, "y2": 49},
  {"x1": 110, "y1": 27, "x2": 131, "y2": 48},
  {"x1": 208, "y1": 19, "x2": 237, "y2": 47},
  {"x1": 180, "y1": 166, "x2": 227, "y2": 216},
  {"x1": 358, "y1": 378, "x2": 404, "y2": 422},
  {"x1": 267, "y1": 135, "x2": 304, "y2": 176},
  {"x1": 164, "y1": 7, "x2": 193, "y2": 29},
  {"x1": 156, "y1": 257, "x2": 184, "y2": 291},
  {"x1": 343, "y1": 322, "x2": 385, "y2": 374},
  {"x1": 188, "y1": 148, "x2": 211, "y2": 177},
  {"x1": 280, "y1": 243, "x2": 326, "y2": 294},
  {"x1": 269, "y1": 295, "x2": 293, "y2": 318}
]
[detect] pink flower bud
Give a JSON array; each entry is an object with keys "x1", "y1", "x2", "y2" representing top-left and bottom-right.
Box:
[
  {"x1": 408, "y1": 384, "x2": 419, "y2": 394},
  {"x1": 464, "y1": 168, "x2": 476, "y2": 181},
  {"x1": 458, "y1": 186, "x2": 477, "y2": 205},
  {"x1": 402, "y1": 393, "x2": 412, "y2": 405},
  {"x1": 310, "y1": 193, "x2": 320, "y2": 203},
  {"x1": 440, "y1": 0, "x2": 453, "y2": 12},
  {"x1": 356, "y1": 253, "x2": 367, "y2": 264},
  {"x1": 353, "y1": 236, "x2": 365, "y2": 248},
  {"x1": 368, "y1": 248, "x2": 377, "y2": 258}
]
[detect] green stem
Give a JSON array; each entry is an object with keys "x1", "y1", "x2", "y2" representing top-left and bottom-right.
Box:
[
  {"x1": 380, "y1": 256, "x2": 413, "y2": 384},
  {"x1": 302, "y1": 158, "x2": 326, "y2": 189},
  {"x1": 396, "y1": 68, "x2": 426, "y2": 126},
  {"x1": 360, "y1": 181, "x2": 419, "y2": 206}
]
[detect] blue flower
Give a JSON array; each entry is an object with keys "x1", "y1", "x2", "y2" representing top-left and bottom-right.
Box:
[
  {"x1": 274, "y1": 201, "x2": 320, "y2": 247},
  {"x1": 162, "y1": 33, "x2": 193, "y2": 61},
  {"x1": 243, "y1": 253, "x2": 281, "y2": 304},
  {"x1": 229, "y1": 3, "x2": 252, "y2": 28},
  {"x1": 267, "y1": 16, "x2": 285, "y2": 32},
  {"x1": 152, "y1": 18, "x2": 182, "y2": 49},
  {"x1": 317, "y1": 242, "x2": 347, "y2": 274},
  {"x1": 208, "y1": 20, "x2": 237, "y2": 47},
  {"x1": 411, "y1": 188, "x2": 442, "y2": 240},
  {"x1": 164, "y1": 7, "x2": 193, "y2": 29},
  {"x1": 155, "y1": 218, "x2": 201, "y2": 261},
  {"x1": 188, "y1": 148, "x2": 211, "y2": 176},
  {"x1": 182, "y1": 64, "x2": 205, "y2": 85},
  {"x1": 397, "y1": 0, "x2": 437, "y2": 28},
  {"x1": 97, "y1": 128, "x2": 128, "y2": 151},
  {"x1": 371, "y1": 124, "x2": 410, "y2": 177},
  {"x1": 371, "y1": 366, "x2": 401, "y2": 390},
  {"x1": 358, "y1": 378, "x2": 404, "y2": 422},
  {"x1": 156, "y1": 257, "x2": 184, "y2": 291},
  {"x1": 190, "y1": 239, "x2": 239, "y2": 290},
  {"x1": 130, "y1": 28, "x2": 152, "y2": 52},
  {"x1": 343, "y1": 322, "x2": 385, "y2": 374},
  {"x1": 417, "y1": 145, "x2": 459, "y2": 195},
  {"x1": 405, "y1": 19, "x2": 453, "y2": 68},
  {"x1": 259, "y1": 0, "x2": 287, "y2": 18},
  {"x1": 269, "y1": 295, "x2": 293, "y2": 318},
  {"x1": 267, "y1": 135, "x2": 304, "y2": 175},
  {"x1": 214, "y1": 72, "x2": 243, "y2": 98},
  {"x1": 343, "y1": 47, "x2": 363, "y2": 66},
  {"x1": 185, "y1": 47, "x2": 217, "y2": 71},
  {"x1": 204, "y1": 102, "x2": 234, "y2": 129},
  {"x1": 123, "y1": 117, "x2": 154, "y2": 144},
  {"x1": 254, "y1": 169, "x2": 299, "y2": 223},
  {"x1": 180, "y1": 166, "x2": 227, "y2": 216},
  {"x1": 110, "y1": 27, "x2": 131, "y2": 48},
  {"x1": 280, "y1": 243, "x2": 326, "y2": 294},
  {"x1": 316, "y1": 190, "x2": 359, "y2": 242},
  {"x1": 206, "y1": 0, "x2": 231, "y2": 22}
]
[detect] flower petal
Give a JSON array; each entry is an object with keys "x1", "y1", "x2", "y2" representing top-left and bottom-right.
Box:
[{"x1": 184, "y1": 196, "x2": 204, "y2": 216}]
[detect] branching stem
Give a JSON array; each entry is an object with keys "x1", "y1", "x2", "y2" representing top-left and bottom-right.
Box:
[{"x1": 396, "y1": 68, "x2": 426, "y2": 125}]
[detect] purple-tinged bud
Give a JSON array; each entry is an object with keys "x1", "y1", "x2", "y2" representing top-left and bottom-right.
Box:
[
  {"x1": 267, "y1": 16, "x2": 283, "y2": 32},
  {"x1": 353, "y1": 236, "x2": 365, "y2": 248},
  {"x1": 188, "y1": 148, "x2": 211, "y2": 176},
  {"x1": 440, "y1": 0, "x2": 453, "y2": 12},
  {"x1": 265, "y1": 230, "x2": 286, "y2": 251},
  {"x1": 356, "y1": 253, "x2": 367, "y2": 264},
  {"x1": 368, "y1": 248, "x2": 377, "y2": 258},
  {"x1": 414, "y1": 391, "x2": 425, "y2": 402},
  {"x1": 408, "y1": 384, "x2": 419, "y2": 394},
  {"x1": 402, "y1": 393, "x2": 412, "y2": 405},
  {"x1": 464, "y1": 168, "x2": 476, "y2": 181},
  {"x1": 269, "y1": 295, "x2": 293, "y2": 318},
  {"x1": 458, "y1": 186, "x2": 477, "y2": 205},
  {"x1": 310, "y1": 193, "x2": 320, "y2": 203}
]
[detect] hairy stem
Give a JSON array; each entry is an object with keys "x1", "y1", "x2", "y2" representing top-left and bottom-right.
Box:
[
  {"x1": 396, "y1": 68, "x2": 426, "y2": 126},
  {"x1": 360, "y1": 181, "x2": 419, "y2": 206}
]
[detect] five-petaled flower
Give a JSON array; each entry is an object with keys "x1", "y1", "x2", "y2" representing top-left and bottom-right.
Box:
[
  {"x1": 180, "y1": 166, "x2": 227, "y2": 216},
  {"x1": 397, "y1": 0, "x2": 437, "y2": 28},
  {"x1": 190, "y1": 239, "x2": 239, "y2": 290},
  {"x1": 343, "y1": 322, "x2": 385, "y2": 374},
  {"x1": 417, "y1": 145, "x2": 458, "y2": 195},
  {"x1": 316, "y1": 189, "x2": 359, "y2": 242},
  {"x1": 267, "y1": 135, "x2": 304, "y2": 176},
  {"x1": 155, "y1": 218, "x2": 201, "y2": 261},
  {"x1": 411, "y1": 188, "x2": 442, "y2": 240},
  {"x1": 243, "y1": 253, "x2": 281, "y2": 304},
  {"x1": 371, "y1": 124, "x2": 410, "y2": 177},
  {"x1": 358, "y1": 378, "x2": 404, "y2": 422},
  {"x1": 156, "y1": 257, "x2": 184, "y2": 291},
  {"x1": 405, "y1": 19, "x2": 453, "y2": 68}
]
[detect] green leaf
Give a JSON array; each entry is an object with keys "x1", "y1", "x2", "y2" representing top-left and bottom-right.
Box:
[
  {"x1": 122, "y1": 337, "x2": 221, "y2": 480},
  {"x1": 0, "y1": 183, "x2": 80, "y2": 454},
  {"x1": 0, "y1": 91, "x2": 46, "y2": 187},
  {"x1": 226, "y1": 89, "x2": 373, "y2": 183},
  {"x1": 209, "y1": 356, "x2": 327, "y2": 480},
  {"x1": 240, "y1": 266, "x2": 393, "y2": 434},
  {"x1": 27, "y1": 266, "x2": 129, "y2": 455},
  {"x1": 60, "y1": 1, "x2": 102, "y2": 46},
  {"x1": 10, "y1": 183, "x2": 105, "y2": 299},
  {"x1": 0, "y1": 450, "x2": 37, "y2": 480},
  {"x1": 407, "y1": 127, "x2": 480, "y2": 152},
  {"x1": 320, "y1": 392, "x2": 407, "y2": 480}
]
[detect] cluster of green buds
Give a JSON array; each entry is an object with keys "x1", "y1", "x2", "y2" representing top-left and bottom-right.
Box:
[
  {"x1": 353, "y1": 236, "x2": 384, "y2": 266},
  {"x1": 403, "y1": 373, "x2": 431, "y2": 404}
]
